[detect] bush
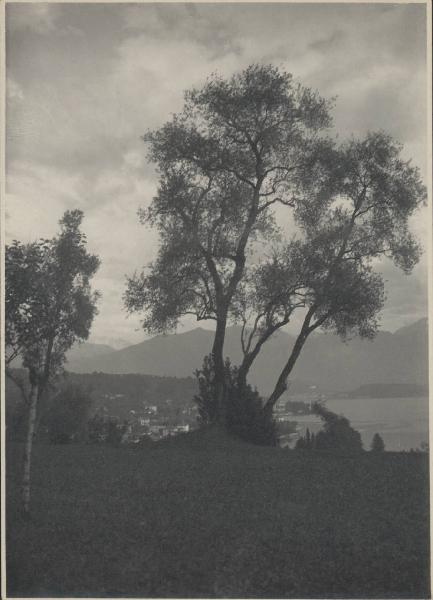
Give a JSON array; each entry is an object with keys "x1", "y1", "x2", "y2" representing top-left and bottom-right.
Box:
[
  {"x1": 193, "y1": 355, "x2": 220, "y2": 426},
  {"x1": 193, "y1": 354, "x2": 277, "y2": 446},
  {"x1": 106, "y1": 418, "x2": 127, "y2": 446},
  {"x1": 313, "y1": 403, "x2": 363, "y2": 454},
  {"x1": 87, "y1": 413, "x2": 106, "y2": 443},
  {"x1": 295, "y1": 403, "x2": 363, "y2": 454},
  {"x1": 371, "y1": 432, "x2": 385, "y2": 452},
  {"x1": 46, "y1": 383, "x2": 92, "y2": 444},
  {"x1": 295, "y1": 427, "x2": 316, "y2": 450},
  {"x1": 87, "y1": 413, "x2": 127, "y2": 445},
  {"x1": 225, "y1": 383, "x2": 278, "y2": 446}
]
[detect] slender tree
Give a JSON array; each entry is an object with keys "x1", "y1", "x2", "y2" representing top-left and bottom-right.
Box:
[
  {"x1": 5, "y1": 210, "x2": 100, "y2": 515},
  {"x1": 125, "y1": 64, "x2": 334, "y2": 419}
]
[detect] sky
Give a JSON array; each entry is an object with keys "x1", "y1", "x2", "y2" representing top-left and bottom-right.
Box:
[{"x1": 5, "y1": 2, "x2": 429, "y2": 348}]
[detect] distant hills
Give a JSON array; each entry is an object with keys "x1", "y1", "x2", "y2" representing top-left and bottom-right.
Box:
[
  {"x1": 65, "y1": 342, "x2": 115, "y2": 364},
  {"x1": 348, "y1": 383, "x2": 428, "y2": 398},
  {"x1": 66, "y1": 318, "x2": 429, "y2": 394}
]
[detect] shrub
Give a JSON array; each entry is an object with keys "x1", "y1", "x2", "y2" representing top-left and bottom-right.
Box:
[
  {"x1": 225, "y1": 383, "x2": 278, "y2": 446},
  {"x1": 87, "y1": 413, "x2": 128, "y2": 445},
  {"x1": 295, "y1": 403, "x2": 363, "y2": 454},
  {"x1": 46, "y1": 383, "x2": 92, "y2": 444},
  {"x1": 295, "y1": 427, "x2": 316, "y2": 450},
  {"x1": 87, "y1": 412, "x2": 106, "y2": 443},
  {"x1": 371, "y1": 433, "x2": 385, "y2": 452},
  {"x1": 193, "y1": 354, "x2": 277, "y2": 446},
  {"x1": 106, "y1": 418, "x2": 127, "y2": 446},
  {"x1": 193, "y1": 354, "x2": 220, "y2": 426}
]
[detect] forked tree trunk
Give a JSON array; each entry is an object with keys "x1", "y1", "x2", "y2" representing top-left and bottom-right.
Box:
[{"x1": 22, "y1": 384, "x2": 38, "y2": 517}]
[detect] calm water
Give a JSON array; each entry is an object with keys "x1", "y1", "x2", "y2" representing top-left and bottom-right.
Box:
[{"x1": 294, "y1": 396, "x2": 429, "y2": 452}]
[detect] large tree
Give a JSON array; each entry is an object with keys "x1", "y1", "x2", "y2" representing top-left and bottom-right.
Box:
[
  {"x1": 232, "y1": 131, "x2": 425, "y2": 414},
  {"x1": 125, "y1": 65, "x2": 425, "y2": 428},
  {"x1": 125, "y1": 64, "x2": 334, "y2": 418},
  {"x1": 5, "y1": 210, "x2": 100, "y2": 514}
]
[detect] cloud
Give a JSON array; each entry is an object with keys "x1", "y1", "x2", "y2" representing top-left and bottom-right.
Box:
[
  {"x1": 6, "y1": 160, "x2": 87, "y2": 240},
  {"x1": 308, "y1": 30, "x2": 345, "y2": 53},
  {"x1": 108, "y1": 32, "x2": 242, "y2": 131},
  {"x1": 122, "y1": 3, "x2": 241, "y2": 57},
  {"x1": 6, "y1": 3, "x2": 83, "y2": 37},
  {"x1": 7, "y1": 4, "x2": 57, "y2": 35},
  {"x1": 5, "y1": 3, "x2": 429, "y2": 346}
]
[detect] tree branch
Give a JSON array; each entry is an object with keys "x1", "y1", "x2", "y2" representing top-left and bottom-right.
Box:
[{"x1": 264, "y1": 304, "x2": 317, "y2": 412}]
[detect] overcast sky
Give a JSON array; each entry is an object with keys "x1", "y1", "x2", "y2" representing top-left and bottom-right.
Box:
[{"x1": 5, "y1": 2, "x2": 429, "y2": 348}]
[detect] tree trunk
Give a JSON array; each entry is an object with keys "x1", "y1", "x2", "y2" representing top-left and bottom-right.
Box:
[
  {"x1": 264, "y1": 333, "x2": 308, "y2": 418},
  {"x1": 212, "y1": 314, "x2": 228, "y2": 422},
  {"x1": 263, "y1": 308, "x2": 317, "y2": 417},
  {"x1": 236, "y1": 323, "x2": 284, "y2": 395},
  {"x1": 237, "y1": 336, "x2": 269, "y2": 394},
  {"x1": 22, "y1": 384, "x2": 38, "y2": 517},
  {"x1": 34, "y1": 384, "x2": 50, "y2": 439}
]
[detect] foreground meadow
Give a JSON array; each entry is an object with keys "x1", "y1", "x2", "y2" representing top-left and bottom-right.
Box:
[{"x1": 7, "y1": 430, "x2": 430, "y2": 598}]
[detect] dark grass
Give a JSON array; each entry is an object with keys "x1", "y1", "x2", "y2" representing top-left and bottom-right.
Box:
[{"x1": 6, "y1": 428, "x2": 430, "y2": 598}]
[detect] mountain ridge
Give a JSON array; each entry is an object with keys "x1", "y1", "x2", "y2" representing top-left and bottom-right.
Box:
[{"x1": 66, "y1": 318, "x2": 429, "y2": 393}]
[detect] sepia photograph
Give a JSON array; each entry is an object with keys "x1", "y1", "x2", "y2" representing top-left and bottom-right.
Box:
[{"x1": 2, "y1": 1, "x2": 431, "y2": 598}]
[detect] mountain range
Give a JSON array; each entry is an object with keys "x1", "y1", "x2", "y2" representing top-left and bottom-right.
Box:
[{"x1": 66, "y1": 318, "x2": 429, "y2": 394}]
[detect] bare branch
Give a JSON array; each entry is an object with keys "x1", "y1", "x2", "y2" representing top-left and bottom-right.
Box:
[{"x1": 258, "y1": 197, "x2": 296, "y2": 212}]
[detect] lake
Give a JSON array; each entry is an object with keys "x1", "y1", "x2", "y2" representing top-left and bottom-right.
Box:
[{"x1": 293, "y1": 396, "x2": 429, "y2": 451}]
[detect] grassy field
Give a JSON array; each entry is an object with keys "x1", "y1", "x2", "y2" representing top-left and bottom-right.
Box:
[{"x1": 6, "y1": 429, "x2": 430, "y2": 598}]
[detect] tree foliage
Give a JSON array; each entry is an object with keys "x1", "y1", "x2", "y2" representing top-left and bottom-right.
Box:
[
  {"x1": 45, "y1": 383, "x2": 93, "y2": 444},
  {"x1": 235, "y1": 131, "x2": 426, "y2": 411},
  {"x1": 193, "y1": 354, "x2": 221, "y2": 426},
  {"x1": 312, "y1": 403, "x2": 363, "y2": 454},
  {"x1": 125, "y1": 64, "x2": 334, "y2": 418},
  {"x1": 5, "y1": 209, "x2": 100, "y2": 514},
  {"x1": 125, "y1": 64, "x2": 426, "y2": 427},
  {"x1": 371, "y1": 433, "x2": 385, "y2": 453},
  {"x1": 6, "y1": 209, "x2": 100, "y2": 393},
  {"x1": 193, "y1": 354, "x2": 277, "y2": 445},
  {"x1": 295, "y1": 427, "x2": 316, "y2": 450},
  {"x1": 296, "y1": 405, "x2": 363, "y2": 454}
]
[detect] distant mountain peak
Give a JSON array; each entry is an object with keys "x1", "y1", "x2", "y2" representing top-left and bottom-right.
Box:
[
  {"x1": 65, "y1": 317, "x2": 428, "y2": 393},
  {"x1": 393, "y1": 317, "x2": 428, "y2": 337}
]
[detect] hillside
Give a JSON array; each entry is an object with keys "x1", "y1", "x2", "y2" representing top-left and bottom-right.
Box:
[
  {"x1": 6, "y1": 371, "x2": 198, "y2": 425},
  {"x1": 7, "y1": 434, "x2": 430, "y2": 597},
  {"x1": 66, "y1": 342, "x2": 115, "y2": 363},
  {"x1": 8, "y1": 342, "x2": 116, "y2": 371},
  {"x1": 65, "y1": 318, "x2": 429, "y2": 393}
]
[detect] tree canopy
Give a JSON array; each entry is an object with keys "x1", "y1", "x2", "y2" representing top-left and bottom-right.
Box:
[
  {"x1": 6, "y1": 209, "x2": 100, "y2": 390},
  {"x1": 125, "y1": 64, "x2": 426, "y2": 429},
  {"x1": 6, "y1": 209, "x2": 100, "y2": 513},
  {"x1": 125, "y1": 64, "x2": 336, "y2": 417},
  {"x1": 126, "y1": 65, "x2": 334, "y2": 330}
]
